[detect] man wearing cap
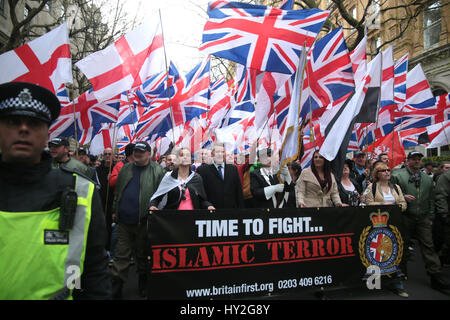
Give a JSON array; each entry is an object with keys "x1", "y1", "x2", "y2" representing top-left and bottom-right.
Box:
[
  {"x1": 0, "y1": 82, "x2": 111, "y2": 299},
  {"x1": 111, "y1": 141, "x2": 165, "y2": 298},
  {"x1": 351, "y1": 150, "x2": 370, "y2": 190},
  {"x1": 109, "y1": 143, "x2": 135, "y2": 189},
  {"x1": 49, "y1": 137, "x2": 93, "y2": 179},
  {"x1": 391, "y1": 150, "x2": 450, "y2": 291},
  {"x1": 77, "y1": 147, "x2": 100, "y2": 188}
]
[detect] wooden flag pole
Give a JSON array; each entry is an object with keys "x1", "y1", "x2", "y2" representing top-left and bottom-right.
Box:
[
  {"x1": 71, "y1": 99, "x2": 79, "y2": 157},
  {"x1": 158, "y1": 9, "x2": 176, "y2": 144},
  {"x1": 369, "y1": 52, "x2": 384, "y2": 162},
  {"x1": 103, "y1": 122, "x2": 118, "y2": 217}
]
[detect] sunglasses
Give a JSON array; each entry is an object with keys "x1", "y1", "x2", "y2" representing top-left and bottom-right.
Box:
[{"x1": 377, "y1": 169, "x2": 391, "y2": 173}]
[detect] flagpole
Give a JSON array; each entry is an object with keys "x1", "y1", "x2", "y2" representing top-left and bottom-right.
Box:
[
  {"x1": 279, "y1": 41, "x2": 308, "y2": 175},
  {"x1": 104, "y1": 122, "x2": 118, "y2": 216},
  {"x1": 391, "y1": 104, "x2": 396, "y2": 168},
  {"x1": 158, "y1": 9, "x2": 176, "y2": 144},
  {"x1": 125, "y1": 90, "x2": 138, "y2": 136},
  {"x1": 369, "y1": 52, "x2": 383, "y2": 162},
  {"x1": 71, "y1": 100, "x2": 79, "y2": 156}
]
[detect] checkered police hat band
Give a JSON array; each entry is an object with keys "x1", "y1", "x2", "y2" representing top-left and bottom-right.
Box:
[{"x1": 0, "y1": 96, "x2": 52, "y2": 120}]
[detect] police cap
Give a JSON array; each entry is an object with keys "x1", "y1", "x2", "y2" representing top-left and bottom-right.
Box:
[{"x1": 0, "y1": 82, "x2": 61, "y2": 124}]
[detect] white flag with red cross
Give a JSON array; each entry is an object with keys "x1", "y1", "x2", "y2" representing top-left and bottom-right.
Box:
[
  {"x1": 75, "y1": 17, "x2": 165, "y2": 102},
  {"x1": 0, "y1": 22, "x2": 72, "y2": 93}
]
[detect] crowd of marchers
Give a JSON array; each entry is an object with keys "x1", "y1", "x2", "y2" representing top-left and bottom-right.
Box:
[
  {"x1": 50, "y1": 136, "x2": 450, "y2": 299},
  {"x1": 1, "y1": 82, "x2": 449, "y2": 300}
]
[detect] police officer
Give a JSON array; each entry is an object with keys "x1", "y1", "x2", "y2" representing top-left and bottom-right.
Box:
[{"x1": 0, "y1": 82, "x2": 111, "y2": 299}]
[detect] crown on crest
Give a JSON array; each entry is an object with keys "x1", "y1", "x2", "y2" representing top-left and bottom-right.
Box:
[{"x1": 369, "y1": 210, "x2": 390, "y2": 228}]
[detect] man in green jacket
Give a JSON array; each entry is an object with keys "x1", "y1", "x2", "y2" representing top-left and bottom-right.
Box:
[
  {"x1": 111, "y1": 141, "x2": 165, "y2": 299},
  {"x1": 49, "y1": 137, "x2": 93, "y2": 179},
  {"x1": 391, "y1": 151, "x2": 450, "y2": 291},
  {"x1": 435, "y1": 169, "x2": 450, "y2": 265}
]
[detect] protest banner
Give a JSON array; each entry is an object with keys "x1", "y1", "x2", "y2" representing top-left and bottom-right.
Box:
[{"x1": 147, "y1": 205, "x2": 404, "y2": 299}]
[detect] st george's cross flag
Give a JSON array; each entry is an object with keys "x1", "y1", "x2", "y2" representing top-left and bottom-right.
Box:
[
  {"x1": 76, "y1": 17, "x2": 165, "y2": 102},
  {"x1": 200, "y1": 1, "x2": 329, "y2": 74},
  {"x1": 0, "y1": 22, "x2": 72, "y2": 93}
]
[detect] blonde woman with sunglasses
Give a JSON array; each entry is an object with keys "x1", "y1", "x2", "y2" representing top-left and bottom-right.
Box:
[
  {"x1": 365, "y1": 162, "x2": 408, "y2": 297},
  {"x1": 365, "y1": 163, "x2": 407, "y2": 212}
]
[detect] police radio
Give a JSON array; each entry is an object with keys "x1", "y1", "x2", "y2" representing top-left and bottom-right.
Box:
[{"x1": 60, "y1": 184, "x2": 78, "y2": 230}]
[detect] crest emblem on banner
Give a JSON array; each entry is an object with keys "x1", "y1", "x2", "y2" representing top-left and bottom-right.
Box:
[{"x1": 359, "y1": 209, "x2": 404, "y2": 279}]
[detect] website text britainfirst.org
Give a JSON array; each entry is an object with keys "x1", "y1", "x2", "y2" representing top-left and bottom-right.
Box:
[{"x1": 185, "y1": 282, "x2": 274, "y2": 298}]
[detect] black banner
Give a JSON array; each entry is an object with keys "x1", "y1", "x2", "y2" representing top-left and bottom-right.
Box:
[{"x1": 147, "y1": 205, "x2": 404, "y2": 299}]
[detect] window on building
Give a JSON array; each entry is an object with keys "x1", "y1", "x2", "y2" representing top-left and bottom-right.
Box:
[
  {"x1": 424, "y1": 1, "x2": 441, "y2": 49},
  {"x1": 427, "y1": 148, "x2": 438, "y2": 157},
  {"x1": 441, "y1": 145, "x2": 450, "y2": 156},
  {"x1": 370, "y1": 35, "x2": 381, "y2": 53}
]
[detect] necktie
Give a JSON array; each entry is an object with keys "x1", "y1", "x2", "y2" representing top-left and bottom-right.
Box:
[{"x1": 218, "y1": 165, "x2": 224, "y2": 179}]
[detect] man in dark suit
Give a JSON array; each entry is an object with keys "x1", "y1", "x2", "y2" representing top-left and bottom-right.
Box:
[
  {"x1": 250, "y1": 148, "x2": 287, "y2": 209},
  {"x1": 197, "y1": 143, "x2": 245, "y2": 209}
]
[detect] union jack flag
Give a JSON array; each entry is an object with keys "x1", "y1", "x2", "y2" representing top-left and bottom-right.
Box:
[
  {"x1": 380, "y1": 46, "x2": 395, "y2": 109},
  {"x1": 426, "y1": 120, "x2": 450, "y2": 149},
  {"x1": 129, "y1": 61, "x2": 180, "y2": 107},
  {"x1": 200, "y1": 2, "x2": 329, "y2": 74},
  {"x1": 394, "y1": 64, "x2": 437, "y2": 130},
  {"x1": 349, "y1": 35, "x2": 367, "y2": 85},
  {"x1": 207, "y1": 78, "x2": 235, "y2": 129},
  {"x1": 404, "y1": 63, "x2": 435, "y2": 110},
  {"x1": 301, "y1": 122, "x2": 325, "y2": 169},
  {"x1": 222, "y1": 100, "x2": 255, "y2": 127},
  {"x1": 399, "y1": 127, "x2": 428, "y2": 148},
  {"x1": 394, "y1": 53, "x2": 408, "y2": 106},
  {"x1": 49, "y1": 89, "x2": 120, "y2": 142},
  {"x1": 136, "y1": 58, "x2": 211, "y2": 140},
  {"x1": 56, "y1": 84, "x2": 71, "y2": 108},
  {"x1": 89, "y1": 123, "x2": 116, "y2": 155},
  {"x1": 215, "y1": 114, "x2": 255, "y2": 153},
  {"x1": 300, "y1": 27, "x2": 354, "y2": 120},
  {"x1": 116, "y1": 124, "x2": 137, "y2": 153},
  {"x1": 255, "y1": 71, "x2": 290, "y2": 130},
  {"x1": 116, "y1": 91, "x2": 147, "y2": 127},
  {"x1": 273, "y1": 75, "x2": 294, "y2": 137}
]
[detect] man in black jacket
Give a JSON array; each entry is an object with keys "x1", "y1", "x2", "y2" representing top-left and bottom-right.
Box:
[
  {"x1": 197, "y1": 143, "x2": 245, "y2": 209},
  {"x1": 0, "y1": 82, "x2": 111, "y2": 299}
]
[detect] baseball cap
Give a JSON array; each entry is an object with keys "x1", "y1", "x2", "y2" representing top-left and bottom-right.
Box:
[
  {"x1": 354, "y1": 150, "x2": 366, "y2": 157},
  {"x1": 407, "y1": 151, "x2": 424, "y2": 159},
  {"x1": 78, "y1": 147, "x2": 88, "y2": 155},
  {"x1": 48, "y1": 137, "x2": 70, "y2": 147},
  {"x1": 134, "y1": 141, "x2": 151, "y2": 152},
  {"x1": 0, "y1": 82, "x2": 61, "y2": 124}
]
